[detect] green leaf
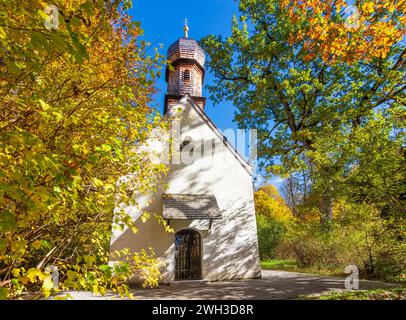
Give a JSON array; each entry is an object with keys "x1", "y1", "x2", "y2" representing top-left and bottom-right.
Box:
[
  {"x1": 79, "y1": 1, "x2": 94, "y2": 15},
  {"x1": 72, "y1": 144, "x2": 81, "y2": 154},
  {"x1": 30, "y1": 32, "x2": 48, "y2": 50},
  {"x1": 0, "y1": 288, "x2": 9, "y2": 300},
  {"x1": 0, "y1": 210, "x2": 17, "y2": 232},
  {"x1": 99, "y1": 265, "x2": 112, "y2": 278},
  {"x1": 0, "y1": 238, "x2": 7, "y2": 254},
  {"x1": 83, "y1": 255, "x2": 96, "y2": 266},
  {"x1": 101, "y1": 144, "x2": 112, "y2": 152},
  {"x1": 69, "y1": 31, "x2": 88, "y2": 63}
]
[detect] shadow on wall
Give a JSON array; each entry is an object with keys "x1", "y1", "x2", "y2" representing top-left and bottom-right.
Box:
[
  {"x1": 109, "y1": 138, "x2": 213, "y2": 280},
  {"x1": 110, "y1": 196, "x2": 261, "y2": 283},
  {"x1": 202, "y1": 198, "x2": 261, "y2": 281}
]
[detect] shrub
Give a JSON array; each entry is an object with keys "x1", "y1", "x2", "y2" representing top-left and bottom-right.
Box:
[
  {"x1": 281, "y1": 203, "x2": 405, "y2": 281},
  {"x1": 254, "y1": 185, "x2": 292, "y2": 259},
  {"x1": 256, "y1": 215, "x2": 286, "y2": 259},
  {"x1": 283, "y1": 220, "x2": 339, "y2": 267},
  {"x1": 335, "y1": 203, "x2": 405, "y2": 280},
  {"x1": 0, "y1": 1, "x2": 167, "y2": 299}
]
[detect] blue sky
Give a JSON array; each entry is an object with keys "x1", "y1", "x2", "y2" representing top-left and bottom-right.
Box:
[
  {"x1": 129, "y1": 0, "x2": 280, "y2": 188},
  {"x1": 130, "y1": 0, "x2": 239, "y2": 130}
]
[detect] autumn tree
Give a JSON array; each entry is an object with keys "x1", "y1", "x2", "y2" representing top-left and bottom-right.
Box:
[
  {"x1": 0, "y1": 0, "x2": 167, "y2": 299},
  {"x1": 280, "y1": 169, "x2": 312, "y2": 215},
  {"x1": 255, "y1": 185, "x2": 292, "y2": 221},
  {"x1": 254, "y1": 185, "x2": 292, "y2": 258},
  {"x1": 201, "y1": 0, "x2": 405, "y2": 224},
  {"x1": 282, "y1": 0, "x2": 405, "y2": 63}
]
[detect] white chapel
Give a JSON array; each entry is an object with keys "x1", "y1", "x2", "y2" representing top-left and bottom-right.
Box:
[{"x1": 109, "y1": 25, "x2": 261, "y2": 283}]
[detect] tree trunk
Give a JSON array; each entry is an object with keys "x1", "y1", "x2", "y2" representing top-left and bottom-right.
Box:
[{"x1": 320, "y1": 190, "x2": 333, "y2": 227}]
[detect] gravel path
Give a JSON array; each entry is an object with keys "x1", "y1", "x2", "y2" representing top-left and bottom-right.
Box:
[{"x1": 60, "y1": 270, "x2": 401, "y2": 300}]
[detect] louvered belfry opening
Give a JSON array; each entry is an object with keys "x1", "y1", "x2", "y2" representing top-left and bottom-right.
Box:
[
  {"x1": 183, "y1": 69, "x2": 191, "y2": 81},
  {"x1": 174, "y1": 229, "x2": 201, "y2": 281}
]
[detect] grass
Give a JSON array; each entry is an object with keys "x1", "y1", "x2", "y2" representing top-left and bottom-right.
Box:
[
  {"x1": 261, "y1": 259, "x2": 297, "y2": 269},
  {"x1": 261, "y1": 259, "x2": 345, "y2": 277},
  {"x1": 301, "y1": 288, "x2": 406, "y2": 300}
]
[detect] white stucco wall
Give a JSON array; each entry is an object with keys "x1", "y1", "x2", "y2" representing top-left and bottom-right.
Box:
[{"x1": 109, "y1": 96, "x2": 261, "y2": 283}]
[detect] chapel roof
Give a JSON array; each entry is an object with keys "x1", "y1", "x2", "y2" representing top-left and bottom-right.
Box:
[
  {"x1": 162, "y1": 193, "x2": 222, "y2": 220},
  {"x1": 181, "y1": 95, "x2": 254, "y2": 175},
  {"x1": 167, "y1": 38, "x2": 205, "y2": 67}
]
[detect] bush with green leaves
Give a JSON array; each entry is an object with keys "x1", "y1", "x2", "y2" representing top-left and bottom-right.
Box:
[
  {"x1": 256, "y1": 215, "x2": 286, "y2": 259},
  {"x1": 0, "y1": 1, "x2": 168, "y2": 299},
  {"x1": 282, "y1": 202, "x2": 405, "y2": 281}
]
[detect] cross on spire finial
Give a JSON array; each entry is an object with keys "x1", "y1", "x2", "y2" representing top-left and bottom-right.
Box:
[{"x1": 184, "y1": 18, "x2": 189, "y2": 38}]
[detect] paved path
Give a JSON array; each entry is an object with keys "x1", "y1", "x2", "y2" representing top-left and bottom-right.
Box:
[{"x1": 62, "y1": 270, "x2": 401, "y2": 300}]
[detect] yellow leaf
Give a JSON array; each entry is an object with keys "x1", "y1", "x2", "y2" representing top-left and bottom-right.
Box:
[
  {"x1": 92, "y1": 178, "x2": 103, "y2": 187},
  {"x1": 42, "y1": 275, "x2": 55, "y2": 292},
  {"x1": 38, "y1": 99, "x2": 50, "y2": 111},
  {"x1": 54, "y1": 295, "x2": 71, "y2": 300},
  {"x1": 12, "y1": 268, "x2": 20, "y2": 277},
  {"x1": 362, "y1": 2, "x2": 375, "y2": 14},
  {"x1": 39, "y1": 191, "x2": 49, "y2": 202},
  {"x1": 84, "y1": 255, "x2": 96, "y2": 265},
  {"x1": 27, "y1": 268, "x2": 46, "y2": 283},
  {"x1": 52, "y1": 111, "x2": 64, "y2": 122},
  {"x1": 0, "y1": 27, "x2": 6, "y2": 39},
  {"x1": 31, "y1": 240, "x2": 42, "y2": 250}
]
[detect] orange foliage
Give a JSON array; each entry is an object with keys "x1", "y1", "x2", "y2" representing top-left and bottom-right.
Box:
[
  {"x1": 254, "y1": 185, "x2": 293, "y2": 222},
  {"x1": 281, "y1": 0, "x2": 405, "y2": 64}
]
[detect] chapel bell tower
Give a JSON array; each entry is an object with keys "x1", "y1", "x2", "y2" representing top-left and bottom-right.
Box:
[{"x1": 164, "y1": 20, "x2": 206, "y2": 114}]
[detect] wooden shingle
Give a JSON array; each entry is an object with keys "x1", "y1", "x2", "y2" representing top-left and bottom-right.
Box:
[{"x1": 162, "y1": 194, "x2": 222, "y2": 219}]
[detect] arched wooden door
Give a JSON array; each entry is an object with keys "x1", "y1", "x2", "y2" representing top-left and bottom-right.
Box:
[{"x1": 174, "y1": 229, "x2": 202, "y2": 280}]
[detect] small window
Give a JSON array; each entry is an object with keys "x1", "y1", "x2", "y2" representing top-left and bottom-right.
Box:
[
  {"x1": 183, "y1": 70, "x2": 191, "y2": 82},
  {"x1": 180, "y1": 139, "x2": 193, "y2": 152}
]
